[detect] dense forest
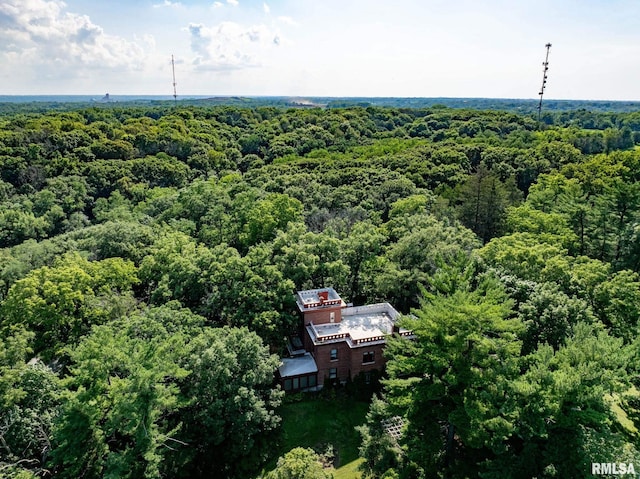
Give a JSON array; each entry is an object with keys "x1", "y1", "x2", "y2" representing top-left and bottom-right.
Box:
[
  {"x1": 4, "y1": 95, "x2": 640, "y2": 115},
  {"x1": 1, "y1": 102, "x2": 640, "y2": 478}
]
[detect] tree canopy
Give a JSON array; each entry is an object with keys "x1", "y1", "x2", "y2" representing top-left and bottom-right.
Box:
[{"x1": 1, "y1": 102, "x2": 640, "y2": 477}]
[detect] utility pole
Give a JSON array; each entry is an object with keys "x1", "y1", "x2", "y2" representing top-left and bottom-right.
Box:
[
  {"x1": 537, "y1": 43, "x2": 552, "y2": 124},
  {"x1": 171, "y1": 54, "x2": 177, "y2": 104}
]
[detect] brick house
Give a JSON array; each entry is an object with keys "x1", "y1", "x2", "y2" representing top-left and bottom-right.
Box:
[{"x1": 277, "y1": 288, "x2": 412, "y2": 392}]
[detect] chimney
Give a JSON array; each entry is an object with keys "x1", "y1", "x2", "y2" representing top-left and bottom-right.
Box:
[{"x1": 318, "y1": 291, "x2": 329, "y2": 304}]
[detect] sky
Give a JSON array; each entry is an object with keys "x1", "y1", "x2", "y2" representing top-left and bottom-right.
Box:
[{"x1": 1, "y1": 0, "x2": 639, "y2": 100}]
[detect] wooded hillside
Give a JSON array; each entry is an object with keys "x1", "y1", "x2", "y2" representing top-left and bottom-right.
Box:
[{"x1": 1, "y1": 104, "x2": 640, "y2": 478}]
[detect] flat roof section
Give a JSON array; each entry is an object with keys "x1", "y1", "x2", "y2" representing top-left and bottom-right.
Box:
[
  {"x1": 296, "y1": 287, "x2": 345, "y2": 311},
  {"x1": 307, "y1": 303, "x2": 411, "y2": 347},
  {"x1": 278, "y1": 352, "x2": 318, "y2": 378}
]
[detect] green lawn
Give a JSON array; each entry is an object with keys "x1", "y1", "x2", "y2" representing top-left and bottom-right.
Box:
[
  {"x1": 266, "y1": 395, "x2": 370, "y2": 477},
  {"x1": 333, "y1": 458, "x2": 365, "y2": 479}
]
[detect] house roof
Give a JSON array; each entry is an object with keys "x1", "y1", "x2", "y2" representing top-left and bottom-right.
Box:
[
  {"x1": 295, "y1": 287, "x2": 346, "y2": 312},
  {"x1": 278, "y1": 352, "x2": 318, "y2": 378},
  {"x1": 306, "y1": 302, "x2": 412, "y2": 347}
]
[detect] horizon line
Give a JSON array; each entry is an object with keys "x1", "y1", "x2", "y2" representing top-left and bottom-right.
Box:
[{"x1": 2, "y1": 94, "x2": 640, "y2": 103}]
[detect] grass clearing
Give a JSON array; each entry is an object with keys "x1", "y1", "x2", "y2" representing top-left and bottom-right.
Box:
[
  {"x1": 333, "y1": 458, "x2": 365, "y2": 479},
  {"x1": 265, "y1": 395, "x2": 370, "y2": 477}
]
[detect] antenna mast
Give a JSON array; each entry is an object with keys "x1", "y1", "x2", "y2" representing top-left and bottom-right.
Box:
[
  {"x1": 537, "y1": 43, "x2": 552, "y2": 124},
  {"x1": 171, "y1": 54, "x2": 177, "y2": 103}
]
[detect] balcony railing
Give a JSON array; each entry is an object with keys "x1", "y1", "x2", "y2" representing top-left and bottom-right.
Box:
[{"x1": 308, "y1": 322, "x2": 392, "y2": 346}]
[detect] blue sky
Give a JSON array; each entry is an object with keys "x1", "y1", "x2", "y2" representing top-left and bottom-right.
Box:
[{"x1": 1, "y1": 0, "x2": 639, "y2": 99}]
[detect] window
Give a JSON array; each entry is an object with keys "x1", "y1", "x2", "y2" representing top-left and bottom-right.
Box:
[
  {"x1": 329, "y1": 368, "x2": 337, "y2": 379},
  {"x1": 363, "y1": 351, "x2": 375, "y2": 364},
  {"x1": 284, "y1": 374, "x2": 316, "y2": 391},
  {"x1": 364, "y1": 371, "x2": 372, "y2": 385},
  {"x1": 330, "y1": 348, "x2": 338, "y2": 361},
  {"x1": 330, "y1": 312, "x2": 335, "y2": 323}
]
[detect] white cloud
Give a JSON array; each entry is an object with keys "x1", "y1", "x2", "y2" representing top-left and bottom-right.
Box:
[
  {"x1": 263, "y1": 3, "x2": 270, "y2": 14},
  {"x1": 227, "y1": 0, "x2": 239, "y2": 6},
  {"x1": 153, "y1": 0, "x2": 183, "y2": 8},
  {"x1": 187, "y1": 21, "x2": 280, "y2": 71},
  {"x1": 0, "y1": 0, "x2": 147, "y2": 71},
  {"x1": 213, "y1": 1, "x2": 223, "y2": 7},
  {"x1": 277, "y1": 16, "x2": 298, "y2": 26}
]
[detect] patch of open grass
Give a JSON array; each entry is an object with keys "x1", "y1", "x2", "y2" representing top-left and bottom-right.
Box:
[
  {"x1": 264, "y1": 394, "x2": 369, "y2": 477},
  {"x1": 332, "y1": 458, "x2": 365, "y2": 479}
]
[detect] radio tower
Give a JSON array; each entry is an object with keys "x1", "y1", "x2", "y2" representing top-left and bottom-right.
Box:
[
  {"x1": 537, "y1": 43, "x2": 552, "y2": 124},
  {"x1": 171, "y1": 54, "x2": 177, "y2": 104}
]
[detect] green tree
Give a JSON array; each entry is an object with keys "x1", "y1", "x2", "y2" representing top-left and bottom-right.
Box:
[
  {"x1": 356, "y1": 397, "x2": 402, "y2": 479},
  {"x1": 265, "y1": 448, "x2": 332, "y2": 479},
  {"x1": 340, "y1": 221, "x2": 386, "y2": 304},
  {"x1": 592, "y1": 269, "x2": 640, "y2": 342},
  {"x1": 239, "y1": 193, "x2": 303, "y2": 249},
  {"x1": 139, "y1": 231, "x2": 213, "y2": 307},
  {"x1": 0, "y1": 208, "x2": 50, "y2": 247},
  {"x1": 78, "y1": 221, "x2": 157, "y2": 263},
  {"x1": 171, "y1": 327, "x2": 283, "y2": 479},
  {"x1": 0, "y1": 362, "x2": 61, "y2": 477},
  {"x1": 381, "y1": 266, "x2": 523, "y2": 477},
  {"x1": 1, "y1": 254, "x2": 138, "y2": 358},
  {"x1": 0, "y1": 327, "x2": 61, "y2": 477},
  {"x1": 455, "y1": 165, "x2": 521, "y2": 243},
  {"x1": 270, "y1": 223, "x2": 349, "y2": 291},
  {"x1": 202, "y1": 243, "x2": 297, "y2": 348},
  {"x1": 478, "y1": 233, "x2": 570, "y2": 284},
  {"x1": 517, "y1": 282, "x2": 595, "y2": 354},
  {"x1": 505, "y1": 203, "x2": 578, "y2": 252},
  {"x1": 494, "y1": 323, "x2": 638, "y2": 478},
  {"x1": 50, "y1": 312, "x2": 189, "y2": 479},
  {"x1": 606, "y1": 179, "x2": 640, "y2": 265},
  {"x1": 375, "y1": 214, "x2": 479, "y2": 311}
]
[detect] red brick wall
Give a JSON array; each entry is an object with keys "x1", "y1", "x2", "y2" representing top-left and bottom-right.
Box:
[
  {"x1": 303, "y1": 327, "x2": 315, "y2": 352},
  {"x1": 301, "y1": 306, "x2": 343, "y2": 325},
  {"x1": 314, "y1": 342, "x2": 350, "y2": 386},
  {"x1": 349, "y1": 344, "x2": 386, "y2": 378},
  {"x1": 312, "y1": 342, "x2": 386, "y2": 386}
]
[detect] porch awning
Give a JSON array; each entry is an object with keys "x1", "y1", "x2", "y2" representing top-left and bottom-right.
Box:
[{"x1": 278, "y1": 352, "x2": 318, "y2": 378}]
